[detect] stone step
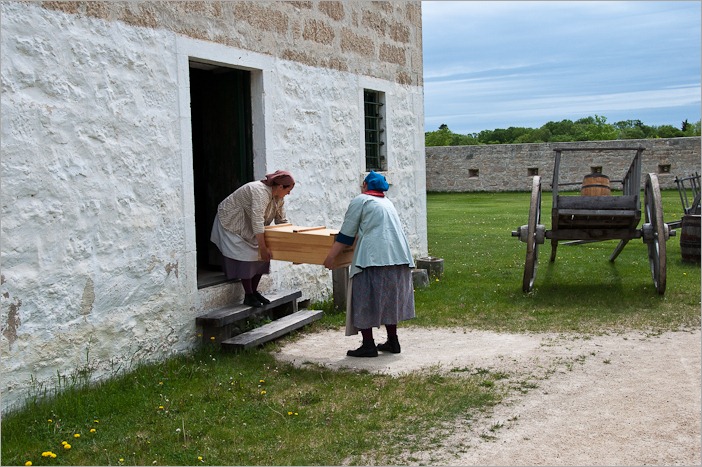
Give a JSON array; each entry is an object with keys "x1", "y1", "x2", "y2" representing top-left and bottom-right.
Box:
[
  {"x1": 196, "y1": 290, "x2": 302, "y2": 344},
  {"x1": 221, "y1": 309, "x2": 324, "y2": 351}
]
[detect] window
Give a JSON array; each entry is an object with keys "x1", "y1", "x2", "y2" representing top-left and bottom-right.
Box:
[
  {"x1": 658, "y1": 164, "x2": 671, "y2": 174},
  {"x1": 590, "y1": 166, "x2": 603, "y2": 174},
  {"x1": 528, "y1": 167, "x2": 539, "y2": 176},
  {"x1": 364, "y1": 89, "x2": 386, "y2": 171},
  {"x1": 469, "y1": 169, "x2": 479, "y2": 178}
]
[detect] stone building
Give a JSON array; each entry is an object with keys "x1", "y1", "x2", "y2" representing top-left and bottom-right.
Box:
[{"x1": 0, "y1": 1, "x2": 427, "y2": 413}]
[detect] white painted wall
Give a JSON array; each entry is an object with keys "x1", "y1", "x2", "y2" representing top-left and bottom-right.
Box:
[{"x1": 0, "y1": 3, "x2": 427, "y2": 412}]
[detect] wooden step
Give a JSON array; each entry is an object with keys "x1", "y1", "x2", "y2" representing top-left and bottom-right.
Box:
[
  {"x1": 220, "y1": 309, "x2": 324, "y2": 351},
  {"x1": 196, "y1": 290, "x2": 302, "y2": 344},
  {"x1": 196, "y1": 290, "x2": 302, "y2": 327}
]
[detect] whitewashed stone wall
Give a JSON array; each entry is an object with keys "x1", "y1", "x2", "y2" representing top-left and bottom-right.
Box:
[
  {"x1": 0, "y1": 2, "x2": 426, "y2": 413},
  {"x1": 426, "y1": 138, "x2": 701, "y2": 192}
]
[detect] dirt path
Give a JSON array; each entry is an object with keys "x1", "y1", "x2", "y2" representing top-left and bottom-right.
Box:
[{"x1": 274, "y1": 327, "x2": 701, "y2": 466}]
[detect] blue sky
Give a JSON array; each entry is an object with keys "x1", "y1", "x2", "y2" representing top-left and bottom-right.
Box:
[{"x1": 421, "y1": 1, "x2": 701, "y2": 135}]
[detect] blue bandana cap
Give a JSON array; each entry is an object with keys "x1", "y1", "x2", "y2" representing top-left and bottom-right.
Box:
[{"x1": 364, "y1": 171, "x2": 389, "y2": 191}]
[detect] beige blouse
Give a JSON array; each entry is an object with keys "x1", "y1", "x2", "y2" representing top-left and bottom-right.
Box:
[{"x1": 217, "y1": 181, "x2": 288, "y2": 243}]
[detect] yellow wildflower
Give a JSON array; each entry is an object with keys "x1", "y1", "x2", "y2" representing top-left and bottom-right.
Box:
[
  {"x1": 260, "y1": 390, "x2": 266, "y2": 395},
  {"x1": 61, "y1": 441, "x2": 67, "y2": 446},
  {"x1": 198, "y1": 456, "x2": 203, "y2": 462},
  {"x1": 90, "y1": 428, "x2": 96, "y2": 433},
  {"x1": 63, "y1": 443, "x2": 71, "y2": 450},
  {"x1": 25, "y1": 461, "x2": 32, "y2": 466},
  {"x1": 74, "y1": 433, "x2": 80, "y2": 438}
]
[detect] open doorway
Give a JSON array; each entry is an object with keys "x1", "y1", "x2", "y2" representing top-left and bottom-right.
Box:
[{"x1": 189, "y1": 61, "x2": 253, "y2": 288}]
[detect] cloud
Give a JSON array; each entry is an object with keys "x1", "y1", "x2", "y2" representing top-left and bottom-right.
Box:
[{"x1": 422, "y1": 1, "x2": 701, "y2": 134}]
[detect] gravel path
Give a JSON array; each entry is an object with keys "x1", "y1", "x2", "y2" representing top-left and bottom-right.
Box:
[{"x1": 274, "y1": 327, "x2": 701, "y2": 466}]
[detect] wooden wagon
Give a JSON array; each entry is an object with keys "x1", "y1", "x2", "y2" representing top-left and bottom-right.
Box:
[{"x1": 512, "y1": 146, "x2": 674, "y2": 295}]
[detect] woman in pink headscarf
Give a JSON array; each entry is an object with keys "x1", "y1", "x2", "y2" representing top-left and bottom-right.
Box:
[{"x1": 210, "y1": 170, "x2": 295, "y2": 307}]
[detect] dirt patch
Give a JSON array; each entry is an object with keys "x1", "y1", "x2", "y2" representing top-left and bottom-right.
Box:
[{"x1": 274, "y1": 327, "x2": 701, "y2": 466}]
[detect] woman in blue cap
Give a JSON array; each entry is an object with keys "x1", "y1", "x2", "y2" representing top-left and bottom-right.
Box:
[{"x1": 323, "y1": 171, "x2": 416, "y2": 357}]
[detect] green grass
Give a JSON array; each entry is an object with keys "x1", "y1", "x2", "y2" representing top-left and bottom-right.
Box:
[
  {"x1": 413, "y1": 190, "x2": 701, "y2": 333},
  {"x1": 2, "y1": 190, "x2": 699, "y2": 466}
]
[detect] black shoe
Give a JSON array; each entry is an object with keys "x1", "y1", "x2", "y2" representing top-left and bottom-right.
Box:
[
  {"x1": 347, "y1": 339, "x2": 378, "y2": 358},
  {"x1": 377, "y1": 335, "x2": 401, "y2": 354},
  {"x1": 243, "y1": 293, "x2": 263, "y2": 307},
  {"x1": 253, "y1": 291, "x2": 271, "y2": 305}
]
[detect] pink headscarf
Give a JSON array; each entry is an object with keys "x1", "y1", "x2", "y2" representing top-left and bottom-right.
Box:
[{"x1": 261, "y1": 170, "x2": 295, "y2": 187}]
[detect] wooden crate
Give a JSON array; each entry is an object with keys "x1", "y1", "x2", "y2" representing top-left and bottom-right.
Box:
[{"x1": 263, "y1": 224, "x2": 354, "y2": 268}]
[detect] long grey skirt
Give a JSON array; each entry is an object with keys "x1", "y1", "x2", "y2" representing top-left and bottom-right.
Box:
[{"x1": 349, "y1": 265, "x2": 415, "y2": 331}]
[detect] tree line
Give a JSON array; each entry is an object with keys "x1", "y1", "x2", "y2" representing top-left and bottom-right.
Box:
[{"x1": 425, "y1": 115, "x2": 702, "y2": 146}]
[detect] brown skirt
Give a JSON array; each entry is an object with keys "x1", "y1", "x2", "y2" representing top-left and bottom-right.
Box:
[{"x1": 222, "y1": 255, "x2": 270, "y2": 280}]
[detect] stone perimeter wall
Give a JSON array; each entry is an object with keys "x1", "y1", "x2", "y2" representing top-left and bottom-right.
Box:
[{"x1": 426, "y1": 138, "x2": 701, "y2": 192}]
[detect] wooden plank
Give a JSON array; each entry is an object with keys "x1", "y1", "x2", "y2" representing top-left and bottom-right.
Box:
[
  {"x1": 293, "y1": 226, "x2": 326, "y2": 233},
  {"x1": 557, "y1": 195, "x2": 638, "y2": 210},
  {"x1": 221, "y1": 309, "x2": 324, "y2": 350},
  {"x1": 196, "y1": 290, "x2": 302, "y2": 327}
]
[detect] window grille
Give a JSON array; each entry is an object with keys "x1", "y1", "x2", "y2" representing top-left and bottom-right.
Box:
[{"x1": 364, "y1": 89, "x2": 386, "y2": 171}]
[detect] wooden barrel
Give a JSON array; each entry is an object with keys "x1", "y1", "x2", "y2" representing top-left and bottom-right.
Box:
[
  {"x1": 680, "y1": 214, "x2": 701, "y2": 263},
  {"x1": 581, "y1": 173, "x2": 611, "y2": 196}
]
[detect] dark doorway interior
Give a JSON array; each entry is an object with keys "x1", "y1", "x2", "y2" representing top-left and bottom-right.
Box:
[{"x1": 189, "y1": 62, "x2": 253, "y2": 287}]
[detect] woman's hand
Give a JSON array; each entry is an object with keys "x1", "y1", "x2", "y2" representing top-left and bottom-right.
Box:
[
  {"x1": 323, "y1": 241, "x2": 348, "y2": 270},
  {"x1": 323, "y1": 254, "x2": 335, "y2": 270},
  {"x1": 256, "y1": 233, "x2": 271, "y2": 261}
]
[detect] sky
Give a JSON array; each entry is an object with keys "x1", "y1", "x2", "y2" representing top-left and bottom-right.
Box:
[{"x1": 421, "y1": 1, "x2": 701, "y2": 135}]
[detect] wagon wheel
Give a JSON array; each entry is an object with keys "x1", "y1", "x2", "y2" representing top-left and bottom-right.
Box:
[
  {"x1": 523, "y1": 176, "x2": 542, "y2": 292},
  {"x1": 644, "y1": 173, "x2": 667, "y2": 295}
]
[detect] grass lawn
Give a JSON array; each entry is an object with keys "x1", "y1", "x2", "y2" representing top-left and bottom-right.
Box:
[{"x1": 2, "y1": 190, "x2": 699, "y2": 466}]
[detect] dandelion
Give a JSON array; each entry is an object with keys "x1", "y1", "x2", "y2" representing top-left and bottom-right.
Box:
[
  {"x1": 260, "y1": 390, "x2": 267, "y2": 395},
  {"x1": 90, "y1": 428, "x2": 96, "y2": 433},
  {"x1": 158, "y1": 405, "x2": 164, "y2": 410},
  {"x1": 61, "y1": 441, "x2": 67, "y2": 446},
  {"x1": 158, "y1": 381, "x2": 163, "y2": 385},
  {"x1": 288, "y1": 411, "x2": 293, "y2": 415},
  {"x1": 198, "y1": 456, "x2": 204, "y2": 462},
  {"x1": 119, "y1": 458, "x2": 125, "y2": 463},
  {"x1": 259, "y1": 379, "x2": 265, "y2": 383},
  {"x1": 210, "y1": 336, "x2": 215, "y2": 341},
  {"x1": 47, "y1": 419, "x2": 53, "y2": 423},
  {"x1": 74, "y1": 433, "x2": 80, "y2": 438},
  {"x1": 94, "y1": 419, "x2": 99, "y2": 423},
  {"x1": 63, "y1": 443, "x2": 71, "y2": 450},
  {"x1": 25, "y1": 461, "x2": 32, "y2": 466}
]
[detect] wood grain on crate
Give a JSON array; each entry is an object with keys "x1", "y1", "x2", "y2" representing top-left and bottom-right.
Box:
[{"x1": 264, "y1": 224, "x2": 354, "y2": 268}]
